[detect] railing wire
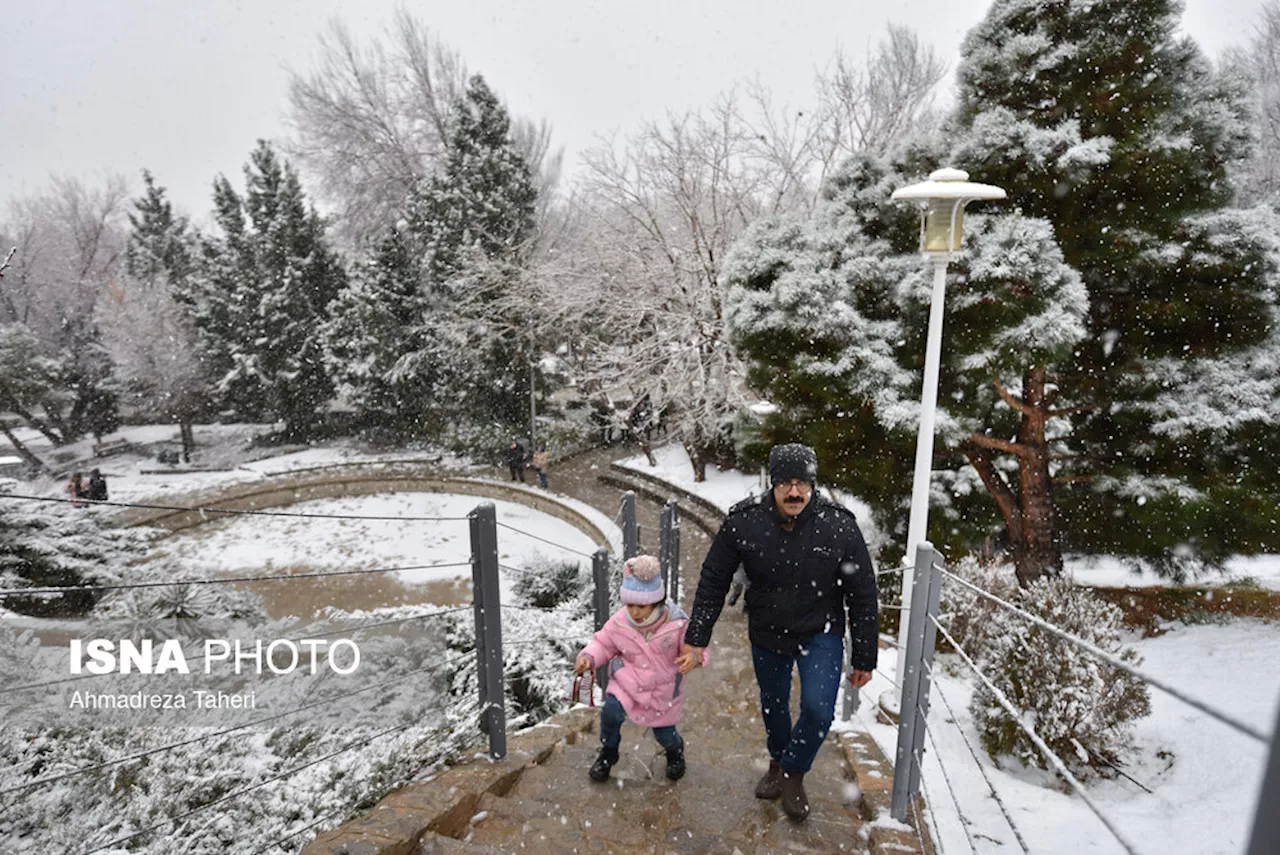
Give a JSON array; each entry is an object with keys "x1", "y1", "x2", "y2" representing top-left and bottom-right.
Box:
[
  {"x1": 0, "y1": 492, "x2": 468, "y2": 522},
  {"x1": 938, "y1": 568, "x2": 1268, "y2": 744},
  {"x1": 931, "y1": 615, "x2": 1143, "y2": 855}
]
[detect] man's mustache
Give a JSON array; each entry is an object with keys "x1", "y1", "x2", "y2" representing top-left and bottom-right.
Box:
[{"x1": 784, "y1": 496, "x2": 804, "y2": 504}]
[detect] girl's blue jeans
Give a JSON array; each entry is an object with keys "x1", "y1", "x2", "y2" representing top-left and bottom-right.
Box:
[
  {"x1": 598, "y1": 694, "x2": 682, "y2": 751},
  {"x1": 750, "y1": 630, "x2": 844, "y2": 775}
]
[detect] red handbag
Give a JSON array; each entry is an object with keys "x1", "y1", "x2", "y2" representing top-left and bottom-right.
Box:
[{"x1": 571, "y1": 670, "x2": 595, "y2": 707}]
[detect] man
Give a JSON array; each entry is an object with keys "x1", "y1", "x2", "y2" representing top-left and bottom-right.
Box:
[
  {"x1": 505, "y1": 439, "x2": 527, "y2": 483},
  {"x1": 87, "y1": 468, "x2": 108, "y2": 502},
  {"x1": 677, "y1": 443, "x2": 878, "y2": 822}
]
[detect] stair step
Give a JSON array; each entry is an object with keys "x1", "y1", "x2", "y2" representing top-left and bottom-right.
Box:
[{"x1": 461, "y1": 793, "x2": 596, "y2": 850}]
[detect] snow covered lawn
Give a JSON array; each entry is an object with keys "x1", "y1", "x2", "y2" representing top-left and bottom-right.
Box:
[
  {"x1": 144, "y1": 492, "x2": 601, "y2": 617},
  {"x1": 851, "y1": 621, "x2": 1280, "y2": 855}
]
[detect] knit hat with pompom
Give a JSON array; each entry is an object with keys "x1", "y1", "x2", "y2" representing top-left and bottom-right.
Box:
[{"x1": 620, "y1": 554, "x2": 665, "y2": 605}]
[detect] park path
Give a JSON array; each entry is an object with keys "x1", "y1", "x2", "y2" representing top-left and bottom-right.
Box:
[{"x1": 453, "y1": 444, "x2": 872, "y2": 853}]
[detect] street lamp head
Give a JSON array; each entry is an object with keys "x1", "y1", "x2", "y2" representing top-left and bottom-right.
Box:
[{"x1": 891, "y1": 168, "x2": 1006, "y2": 255}]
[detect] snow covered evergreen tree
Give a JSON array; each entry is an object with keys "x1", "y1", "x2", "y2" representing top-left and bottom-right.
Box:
[
  {"x1": 101, "y1": 172, "x2": 206, "y2": 455},
  {"x1": 0, "y1": 497, "x2": 150, "y2": 616},
  {"x1": 187, "y1": 143, "x2": 347, "y2": 440},
  {"x1": 402, "y1": 74, "x2": 538, "y2": 433},
  {"x1": 728, "y1": 1, "x2": 1279, "y2": 581},
  {"x1": 952, "y1": 0, "x2": 1277, "y2": 576},
  {"x1": 322, "y1": 226, "x2": 465, "y2": 436}
]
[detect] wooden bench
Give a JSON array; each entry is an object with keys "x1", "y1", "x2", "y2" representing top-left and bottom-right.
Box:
[{"x1": 92, "y1": 438, "x2": 131, "y2": 458}]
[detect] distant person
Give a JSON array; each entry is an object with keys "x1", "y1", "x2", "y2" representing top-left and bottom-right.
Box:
[
  {"x1": 575, "y1": 555, "x2": 706, "y2": 783},
  {"x1": 505, "y1": 440, "x2": 527, "y2": 483},
  {"x1": 679, "y1": 443, "x2": 878, "y2": 823},
  {"x1": 65, "y1": 472, "x2": 88, "y2": 508},
  {"x1": 87, "y1": 468, "x2": 108, "y2": 502},
  {"x1": 530, "y1": 443, "x2": 550, "y2": 489}
]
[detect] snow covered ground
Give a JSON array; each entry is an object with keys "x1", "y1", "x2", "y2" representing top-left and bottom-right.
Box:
[
  {"x1": 619, "y1": 443, "x2": 1280, "y2": 855},
  {"x1": 2, "y1": 423, "x2": 619, "y2": 624}
]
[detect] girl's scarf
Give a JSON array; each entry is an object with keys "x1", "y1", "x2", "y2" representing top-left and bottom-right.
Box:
[{"x1": 625, "y1": 604, "x2": 666, "y2": 629}]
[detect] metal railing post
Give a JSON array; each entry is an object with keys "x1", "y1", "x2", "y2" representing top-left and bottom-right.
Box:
[
  {"x1": 660, "y1": 499, "x2": 681, "y2": 603},
  {"x1": 621, "y1": 491, "x2": 638, "y2": 560},
  {"x1": 842, "y1": 632, "x2": 861, "y2": 721},
  {"x1": 592, "y1": 548, "x2": 611, "y2": 692},
  {"x1": 1247, "y1": 696, "x2": 1280, "y2": 855},
  {"x1": 891, "y1": 540, "x2": 936, "y2": 821},
  {"x1": 469, "y1": 502, "x2": 505, "y2": 760},
  {"x1": 908, "y1": 546, "x2": 944, "y2": 800}
]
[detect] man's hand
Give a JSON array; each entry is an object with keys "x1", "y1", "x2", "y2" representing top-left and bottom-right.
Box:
[
  {"x1": 574, "y1": 655, "x2": 593, "y2": 676},
  {"x1": 847, "y1": 669, "x2": 872, "y2": 690},
  {"x1": 675, "y1": 644, "x2": 705, "y2": 675}
]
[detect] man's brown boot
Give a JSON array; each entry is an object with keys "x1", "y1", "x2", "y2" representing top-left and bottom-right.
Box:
[
  {"x1": 754, "y1": 759, "x2": 783, "y2": 799},
  {"x1": 780, "y1": 770, "x2": 809, "y2": 822}
]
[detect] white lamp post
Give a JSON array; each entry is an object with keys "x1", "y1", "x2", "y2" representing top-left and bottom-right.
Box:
[{"x1": 889, "y1": 168, "x2": 1005, "y2": 705}]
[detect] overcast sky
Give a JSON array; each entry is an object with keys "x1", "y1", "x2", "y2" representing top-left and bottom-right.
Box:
[{"x1": 1, "y1": 0, "x2": 1267, "y2": 222}]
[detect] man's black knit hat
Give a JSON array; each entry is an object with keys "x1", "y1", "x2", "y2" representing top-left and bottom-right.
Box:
[{"x1": 768, "y1": 443, "x2": 818, "y2": 486}]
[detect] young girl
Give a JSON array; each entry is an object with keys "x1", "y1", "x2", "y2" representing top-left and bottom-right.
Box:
[{"x1": 575, "y1": 554, "x2": 705, "y2": 783}]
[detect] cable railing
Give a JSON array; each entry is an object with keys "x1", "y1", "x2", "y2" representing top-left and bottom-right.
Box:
[
  {"x1": 937, "y1": 567, "x2": 1267, "y2": 744},
  {"x1": 0, "y1": 605, "x2": 474, "y2": 697},
  {"x1": 931, "y1": 616, "x2": 1142, "y2": 855},
  {"x1": 867, "y1": 541, "x2": 1279, "y2": 855},
  {"x1": 0, "y1": 481, "x2": 649, "y2": 854},
  {"x1": 0, "y1": 491, "x2": 469, "y2": 522},
  {"x1": 0, "y1": 561, "x2": 474, "y2": 598},
  {"x1": 0, "y1": 650, "x2": 474, "y2": 798},
  {"x1": 79, "y1": 721, "x2": 415, "y2": 855},
  {"x1": 495, "y1": 520, "x2": 596, "y2": 559}
]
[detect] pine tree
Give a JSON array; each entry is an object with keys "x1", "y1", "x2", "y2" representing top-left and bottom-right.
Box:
[
  {"x1": 126, "y1": 170, "x2": 195, "y2": 287},
  {"x1": 104, "y1": 173, "x2": 206, "y2": 455},
  {"x1": 952, "y1": 0, "x2": 1276, "y2": 576},
  {"x1": 189, "y1": 142, "x2": 347, "y2": 439},
  {"x1": 403, "y1": 74, "x2": 539, "y2": 433},
  {"x1": 728, "y1": 0, "x2": 1279, "y2": 581},
  {"x1": 323, "y1": 226, "x2": 464, "y2": 435}
]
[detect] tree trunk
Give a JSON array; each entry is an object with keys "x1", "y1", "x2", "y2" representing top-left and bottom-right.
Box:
[
  {"x1": 179, "y1": 419, "x2": 196, "y2": 462},
  {"x1": 684, "y1": 440, "x2": 707, "y2": 482},
  {"x1": 0, "y1": 423, "x2": 48, "y2": 474},
  {"x1": 963, "y1": 368, "x2": 1063, "y2": 587},
  {"x1": 1015, "y1": 367, "x2": 1062, "y2": 583},
  {"x1": 10, "y1": 405, "x2": 63, "y2": 446}
]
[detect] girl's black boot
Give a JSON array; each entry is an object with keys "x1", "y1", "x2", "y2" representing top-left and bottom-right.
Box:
[{"x1": 589, "y1": 747, "x2": 619, "y2": 782}]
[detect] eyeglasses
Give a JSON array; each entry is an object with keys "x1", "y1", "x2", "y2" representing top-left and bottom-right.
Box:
[{"x1": 774, "y1": 480, "x2": 812, "y2": 493}]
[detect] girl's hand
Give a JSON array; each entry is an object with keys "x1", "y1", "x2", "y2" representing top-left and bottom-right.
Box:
[
  {"x1": 574, "y1": 655, "x2": 592, "y2": 675},
  {"x1": 675, "y1": 645, "x2": 704, "y2": 675}
]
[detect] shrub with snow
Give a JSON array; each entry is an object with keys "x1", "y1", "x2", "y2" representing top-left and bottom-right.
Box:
[
  {"x1": 970, "y1": 577, "x2": 1151, "y2": 778},
  {"x1": 937, "y1": 555, "x2": 1021, "y2": 664},
  {"x1": 0, "y1": 499, "x2": 153, "y2": 616}
]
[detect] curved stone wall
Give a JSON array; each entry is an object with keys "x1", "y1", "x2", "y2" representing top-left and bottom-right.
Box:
[{"x1": 117, "y1": 465, "x2": 612, "y2": 550}]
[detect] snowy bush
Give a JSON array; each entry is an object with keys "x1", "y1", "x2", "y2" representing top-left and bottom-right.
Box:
[
  {"x1": 441, "y1": 556, "x2": 599, "y2": 729},
  {"x1": 969, "y1": 577, "x2": 1151, "y2": 778},
  {"x1": 937, "y1": 555, "x2": 1021, "y2": 663},
  {"x1": 510, "y1": 557, "x2": 587, "y2": 609},
  {"x1": 0, "y1": 499, "x2": 153, "y2": 616}
]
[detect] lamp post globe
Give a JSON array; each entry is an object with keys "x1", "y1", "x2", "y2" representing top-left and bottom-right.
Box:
[{"x1": 888, "y1": 168, "x2": 1005, "y2": 708}]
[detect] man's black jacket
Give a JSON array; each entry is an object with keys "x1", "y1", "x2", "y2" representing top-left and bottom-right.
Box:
[{"x1": 684, "y1": 490, "x2": 879, "y2": 671}]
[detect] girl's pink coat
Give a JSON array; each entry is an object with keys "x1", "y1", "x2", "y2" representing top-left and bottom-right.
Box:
[{"x1": 579, "y1": 605, "x2": 707, "y2": 728}]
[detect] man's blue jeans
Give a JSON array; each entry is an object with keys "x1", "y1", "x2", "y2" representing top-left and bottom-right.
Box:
[
  {"x1": 599, "y1": 694, "x2": 682, "y2": 751},
  {"x1": 751, "y1": 631, "x2": 843, "y2": 775}
]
